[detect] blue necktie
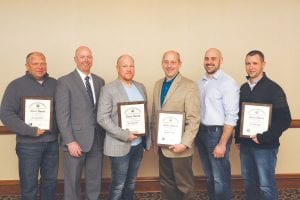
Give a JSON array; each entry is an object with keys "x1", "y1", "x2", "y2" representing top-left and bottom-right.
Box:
[{"x1": 85, "y1": 76, "x2": 94, "y2": 105}]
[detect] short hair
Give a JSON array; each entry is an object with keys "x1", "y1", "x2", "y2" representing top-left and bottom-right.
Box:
[
  {"x1": 246, "y1": 50, "x2": 265, "y2": 62},
  {"x1": 26, "y1": 52, "x2": 45, "y2": 64}
]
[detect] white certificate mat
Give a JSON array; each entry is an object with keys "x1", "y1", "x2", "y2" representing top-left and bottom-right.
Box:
[
  {"x1": 157, "y1": 111, "x2": 185, "y2": 146},
  {"x1": 23, "y1": 97, "x2": 53, "y2": 131},
  {"x1": 117, "y1": 101, "x2": 147, "y2": 135},
  {"x1": 240, "y1": 102, "x2": 272, "y2": 137}
]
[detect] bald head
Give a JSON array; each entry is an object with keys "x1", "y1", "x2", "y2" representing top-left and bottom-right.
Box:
[
  {"x1": 205, "y1": 48, "x2": 222, "y2": 58},
  {"x1": 74, "y1": 46, "x2": 93, "y2": 75},
  {"x1": 162, "y1": 50, "x2": 181, "y2": 63},
  {"x1": 75, "y1": 46, "x2": 92, "y2": 57},
  {"x1": 203, "y1": 48, "x2": 223, "y2": 76},
  {"x1": 117, "y1": 54, "x2": 134, "y2": 66},
  {"x1": 161, "y1": 50, "x2": 182, "y2": 80},
  {"x1": 116, "y1": 54, "x2": 135, "y2": 85}
]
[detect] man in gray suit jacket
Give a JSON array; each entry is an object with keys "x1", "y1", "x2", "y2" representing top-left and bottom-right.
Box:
[
  {"x1": 97, "y1": 55, "x2": 151, "y2": 200},
  {"x1": 55, "y1": 46, "x2": 105, "y2": 200}
]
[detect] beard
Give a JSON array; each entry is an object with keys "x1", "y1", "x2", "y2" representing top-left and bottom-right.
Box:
[{"x1": 205, "y1": 64, "x2": 219, "y2": 74}]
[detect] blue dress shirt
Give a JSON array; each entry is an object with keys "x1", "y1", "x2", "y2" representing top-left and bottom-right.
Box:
[
  {"x1": 160, "y1": 74, "x2": 177, "y2": 107},
  {"x1": 197, "y1": 70, "x2": 239, "y2": 126},
  {"x1": 124, "y1": 83, "x2": 144, "y2": 146}
]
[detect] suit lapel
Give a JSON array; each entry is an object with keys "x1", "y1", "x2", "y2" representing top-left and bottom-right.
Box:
[
  {"x1": 133, "y1": 81, "x2": 146, "y2": 100},
  {"x1": 156, "y1": 80, "x2": 164, "y2": 109},
  {"x1": 162, "y1": 74, "x2": 181, "y2": 107},
  {"x1": 91, "y1": 74, "x2": 100, "y2": 103},
  {"x1": 116, "y1": 80, "x2": 129, "y2": 102},
  {"x1": 72, "y1": 70, "x2": 93, "y2": 107}
]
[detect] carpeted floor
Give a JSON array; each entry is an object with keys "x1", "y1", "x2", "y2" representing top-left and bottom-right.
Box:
[{"x1": 0, "y1": 189, "x2": 300, "y2": 200}]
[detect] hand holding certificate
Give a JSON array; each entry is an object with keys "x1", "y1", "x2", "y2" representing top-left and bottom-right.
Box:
[
  {"x1": 23, "y1": 96, "x2": 53, "y2": 131},
  {"x1": 157, "y1": 111, "x2": 185, "y2": 146},
  {"x1": 240, "y1": 102, "x2": 272, "y2": 138},
  {"x1": 117, "y1": 101, "x2": 147, "y2": 135}
]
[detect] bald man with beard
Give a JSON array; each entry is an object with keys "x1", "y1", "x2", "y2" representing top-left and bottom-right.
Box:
[{"x1": 195, "y1": 48, "x2": 239, "y2": 200}]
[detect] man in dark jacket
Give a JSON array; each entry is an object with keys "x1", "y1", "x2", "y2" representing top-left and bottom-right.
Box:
[
  {"x1": 0, "y1": 52, "x2": 59, "y2": 200},
  {"x1": 235, "y1": 50, "x2": 291, "y2": 200}
]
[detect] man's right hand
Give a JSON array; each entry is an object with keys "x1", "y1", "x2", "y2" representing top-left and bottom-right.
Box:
[
  {"x1": 36, "y1": 128, "x2": 45, "y2": 136},
  {"x1": 67, "y1": 141, "x2": 82, "y2": 157},
  {"x1": 127, "y1": 132, "x2": 138, "y2": 141}
]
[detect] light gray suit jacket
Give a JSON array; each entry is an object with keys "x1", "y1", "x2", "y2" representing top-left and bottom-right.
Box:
[
  {"x1": 97, "y1": 79, "x2": 151, "y2": 157},
  {"x1": 55, "y1": 70, "x2": 105, "y2": 152}
]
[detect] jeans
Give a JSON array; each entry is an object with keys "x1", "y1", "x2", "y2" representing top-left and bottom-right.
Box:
[
  {"x1": 108, "y1": 143, "x2": 143, "y2": 200},
  {"x1": 16, "y1": 141, "x2": 59, "y2": 200},
  {"x1": 240, "y1": 145, "x2": 279, "y2": 200},
  {"x1": 196, "y1": 125, "x2": 231, "y2": 200}
]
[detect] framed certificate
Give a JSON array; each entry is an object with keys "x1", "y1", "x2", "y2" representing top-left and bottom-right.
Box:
[
  {"x1": 240, "y1": 102, "x2": 272, "y2": 138},
  {"x1": 22, "y1": 96, "x2": 53, "y2": 131},
  {"x1": 157, "y1": 111, "x2": 185, "y2": 146},
  {"x1": 117, "y1": 101, "x2": 147, "y2": 135}
]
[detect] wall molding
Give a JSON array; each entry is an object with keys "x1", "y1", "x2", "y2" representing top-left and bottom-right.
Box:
[
  {"x1": 0, "y1": 119, "x2": 299, "y2": 135},
  {"x1": 1, "y1": 174, "x2": 300, "y2": 195}
]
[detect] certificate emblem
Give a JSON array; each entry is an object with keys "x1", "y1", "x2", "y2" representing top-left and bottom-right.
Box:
[
  {"x1": 23, "y1": 96, "x2": 53, "y2": 131},
  {"x1": 117, "y1": 101, "x2": 147, "y2": 135},
  {"x1": 157, "y1": 111, "x2": 185, "y2": 146},
  {"x1": 240, "y1": 102, "x2": 272, "y2": 138}
]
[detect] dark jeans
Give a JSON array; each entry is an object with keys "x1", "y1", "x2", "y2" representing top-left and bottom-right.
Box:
[
  {"x1": 196, "y1": 125, "x2": 232, "y2": 200},
  {"x1": 16, "y1": 141, "x2": 59, "y2": 200},
  {"x1": 240, "y1": 145, "x2": 279, "y2": 200},
  {"x1": 108, "y1": 143, "x2": 143, "y2": 200}
]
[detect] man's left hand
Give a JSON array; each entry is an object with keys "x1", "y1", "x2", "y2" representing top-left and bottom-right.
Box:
[
  {"x1": 250, "y1": 135, "x2": 260, "y2": 144},
  {"x1": 169, "y1": 144, "x2": 187, "y2": 153},
  {"x1": 213, "y1": 143, "x2": 226, "y2": 158}
]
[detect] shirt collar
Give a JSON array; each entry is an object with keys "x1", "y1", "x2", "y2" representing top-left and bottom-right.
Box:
[
  {"x1": 26, "y1": 71, "x2": 49, "y2": 83},
  {"x1": 164, "y1": 72, "x2": 179, "y2": 83},
  {"x1": 76, "y1": 68, "x2": 91, "y2": 81},
  {"x1": 246, "y1": 72, "x2": 265, "y2": 84},
  {"x1": 203, "y1": 69, "x2": 222, "y2": 81}
]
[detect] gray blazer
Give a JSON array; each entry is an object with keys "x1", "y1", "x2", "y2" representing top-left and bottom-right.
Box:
[
  {"x1": 55, "y1": 70, "x2": 105, "y2": 152},
  {"x1": 97, "y1": 79, "x2": 151, "y2": 157}
]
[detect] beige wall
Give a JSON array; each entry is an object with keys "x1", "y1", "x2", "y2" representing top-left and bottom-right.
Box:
[{"x1": 0, "y1": 0, "x2": 299, "y2": 180}]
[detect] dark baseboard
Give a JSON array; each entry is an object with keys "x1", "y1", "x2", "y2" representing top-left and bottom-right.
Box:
[{"x1": 1, "y1": 174, "x2": 300, "y2": 195}]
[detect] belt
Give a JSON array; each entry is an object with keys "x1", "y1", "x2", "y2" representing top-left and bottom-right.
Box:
[{"x1": 200, "y1": 123, "x2": 223, "y2": 132}]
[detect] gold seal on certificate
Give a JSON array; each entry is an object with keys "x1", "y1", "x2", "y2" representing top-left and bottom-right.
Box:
[
  {"x1": 240, "y1": 102, "x2": 272, "y2": 138},
  {"x1": 117, "y1": 101, "x2": 147, "y2": 135},
  {"x1": 22, "y1": 96, "x2": 53, "y2": 131},
  {"x1": 157, "y1": 111, "x2": 185, "y2": 146}
]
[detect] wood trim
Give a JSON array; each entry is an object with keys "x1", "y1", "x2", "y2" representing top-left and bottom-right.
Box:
[
  {"x1": 0, "y1": 119, "x2": 300, "y2": 135},
  {"x1": 1, "y1": 174, "x2": 300, "y2": 195},
  {"x1": 0, "y1": 126, "x2": 14, "y2": 134},
  {"x1": 291, "y1": 119, "x2": 300, "y2": 128}
]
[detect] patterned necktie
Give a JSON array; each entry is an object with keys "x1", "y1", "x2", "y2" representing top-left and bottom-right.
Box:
[{"x1": 85, "y1": 76, "x2": 94, "y2": 105}]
